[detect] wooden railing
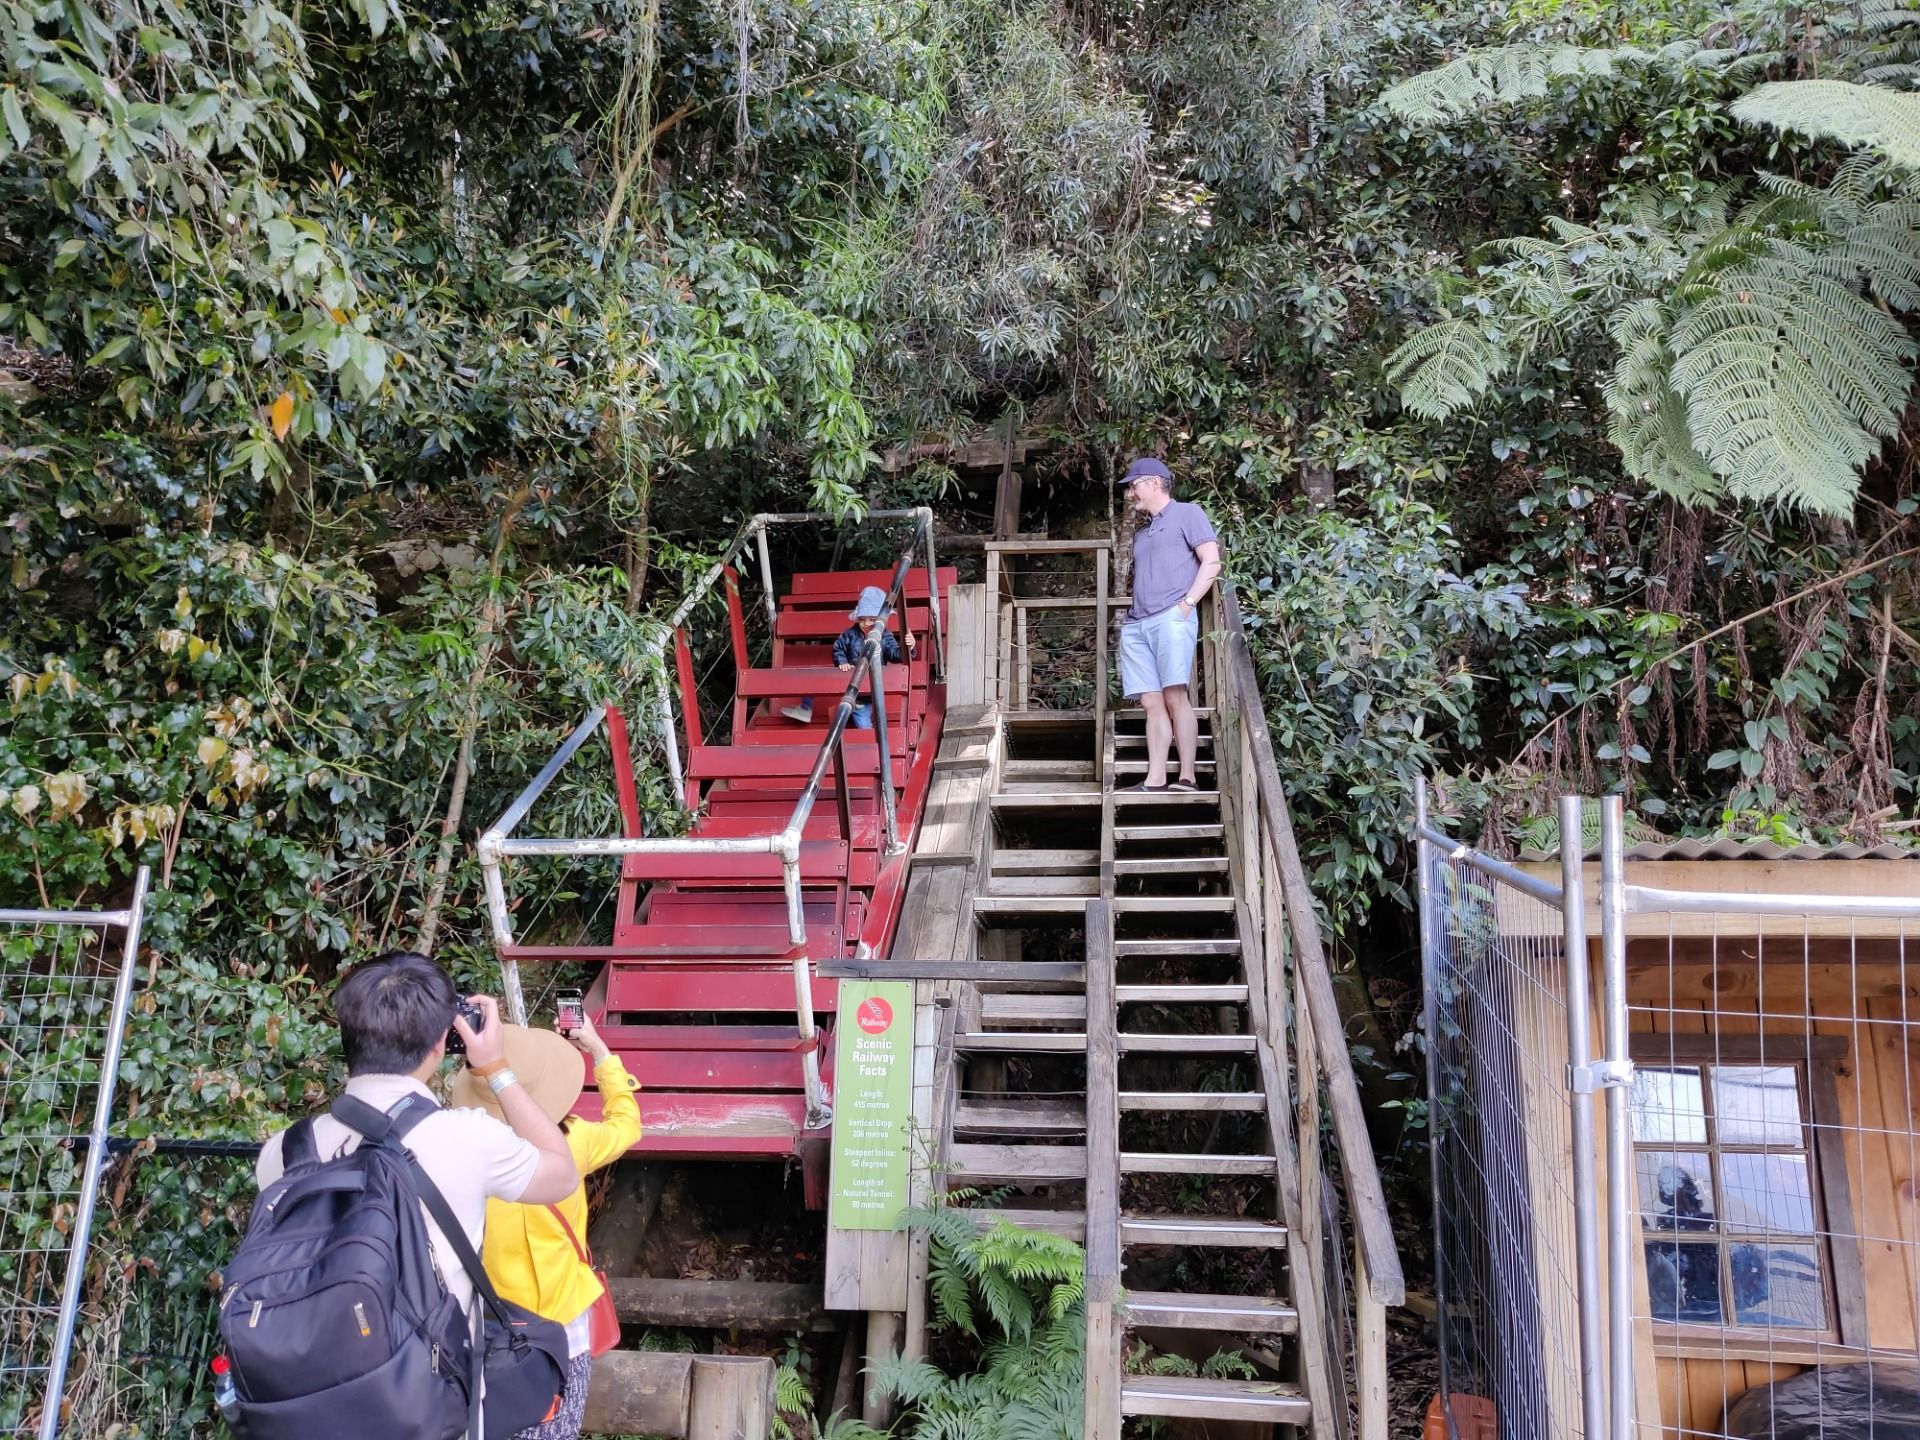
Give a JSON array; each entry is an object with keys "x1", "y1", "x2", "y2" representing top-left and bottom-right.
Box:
[{"x1": 1212, "y1": 585, "x2": 1404, "y2": 1440}]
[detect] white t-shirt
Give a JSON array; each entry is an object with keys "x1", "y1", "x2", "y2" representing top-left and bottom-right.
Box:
[{"x1": 255, "y1": 1073, "x2": 540, "y2": 1317}]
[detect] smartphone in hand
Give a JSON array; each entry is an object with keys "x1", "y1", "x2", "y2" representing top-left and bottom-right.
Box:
[{"x1": 556, "y1": 987, "x2": 585, "y2": 1035}]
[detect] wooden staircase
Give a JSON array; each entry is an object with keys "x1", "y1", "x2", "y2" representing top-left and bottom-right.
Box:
[
  {"x1": 917, "y1": 548, "x2": 1404, "y2": 1439},
  {"x1": 1091, "y1": 706, "x2": 1315, "y2": 1430}
]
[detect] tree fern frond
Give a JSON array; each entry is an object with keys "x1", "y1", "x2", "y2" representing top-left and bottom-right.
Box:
[
  {"x1": 1733, "y1": 80, "x2": 1920, "y2": 168},
  {"x1": 1380, "y1": 45, "x2": 1650, "y2": 125},
  {"x1": 1384, "y1": 318, "x2": 1510, "y2": 418},
  {"x1": 1670, "y1": 253, "x2": 1917, "y2": 514}
]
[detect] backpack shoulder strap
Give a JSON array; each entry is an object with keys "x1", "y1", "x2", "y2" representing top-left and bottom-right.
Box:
[{"x1": 280, "y1": 1116, "x2": 320, "y2": 1171}]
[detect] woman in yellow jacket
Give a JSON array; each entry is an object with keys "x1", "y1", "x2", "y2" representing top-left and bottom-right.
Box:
[{"x1": 452, "y1": 1011, "x2": 640, "y2": 1440}]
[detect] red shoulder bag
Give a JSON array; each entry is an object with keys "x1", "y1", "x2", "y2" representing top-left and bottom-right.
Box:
[{"x1": 546, "y1": 1204, "x2": 620, "y2": 1356}]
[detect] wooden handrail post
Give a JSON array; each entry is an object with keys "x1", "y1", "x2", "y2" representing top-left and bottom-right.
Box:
[{"x1": 1082, "y1": 897, "x2": 1122, "y2": 1440}]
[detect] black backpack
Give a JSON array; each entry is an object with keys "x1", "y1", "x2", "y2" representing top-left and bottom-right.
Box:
[{"x1": 218, "y1": 1093, "x2": 568, "y2": 1440}]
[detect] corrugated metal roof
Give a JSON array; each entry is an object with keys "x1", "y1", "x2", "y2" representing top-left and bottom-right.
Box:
[{"x1": 1518, "y1": 836, "x2": 1920, "y2": 863}]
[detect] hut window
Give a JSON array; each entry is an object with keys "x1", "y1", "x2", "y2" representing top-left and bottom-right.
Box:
[{"x1": 1629, "y1": 1058, "x2": 1829, "y2": 1334}]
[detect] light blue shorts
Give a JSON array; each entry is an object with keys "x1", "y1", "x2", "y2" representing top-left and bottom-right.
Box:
[{"x1": 1118, "y1": 604, "x2": 1198, "y2": 697}]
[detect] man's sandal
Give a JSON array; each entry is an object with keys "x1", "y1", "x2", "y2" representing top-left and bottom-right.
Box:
[
  {"x1": 1118, "y1": 781, "x2": 1169, "y2": 793},
  {"x1": 1168, "y1": 778, "x2": 1200, "y2": 792}
]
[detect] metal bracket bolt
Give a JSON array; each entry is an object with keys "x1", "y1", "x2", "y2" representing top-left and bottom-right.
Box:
[{"x1": 1568, "y1": 1059, "x2": 1635, "y2": 1095}]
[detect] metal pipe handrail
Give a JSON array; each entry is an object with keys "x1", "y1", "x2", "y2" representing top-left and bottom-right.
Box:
[
  {"x1": 1413, "y1": 821, "x2": 1567, "y2": 908},
  {"x1": 1219, "y1": 586, "x2": 1406, "y2": 1307},
  {"x1": 477, "y1": 508, "x2": 941, "y2": 1129}
]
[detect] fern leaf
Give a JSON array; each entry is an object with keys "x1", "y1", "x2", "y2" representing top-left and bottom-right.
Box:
[
  {"x1": 1384, "y1": 318, "x2": 1510, "y2": 419},
  {"x1": 1380, "y1": 45, "x2": 1646, "y2": 125},
  {"x1": 1733, "y1": 80, "x2": 1920, "y2": 168},
  {"x1": 1670, "y1": 252, "x2": 1917, "y2": 514}
]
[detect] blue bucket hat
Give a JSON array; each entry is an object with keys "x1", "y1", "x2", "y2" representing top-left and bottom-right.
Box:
[
  {"x1": 850, "y1": 586, "x2": 888, "y2": 620},
  {"x1": 1121, "y1": 457, "x2": 1172, "y2": 486}
]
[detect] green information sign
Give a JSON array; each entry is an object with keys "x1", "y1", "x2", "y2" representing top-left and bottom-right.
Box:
[{"x1": 829, "y1": 980, "x2": 916, "y2": 1231}]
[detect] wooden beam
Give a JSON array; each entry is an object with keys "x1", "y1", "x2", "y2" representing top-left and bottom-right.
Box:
[
  {"x1": 607, "y1": 1278, "x2": 834, "y2": 1332},
  {"x1": 819, "y1": 959, "x2": 1085, "y2": 982},
  {"x1": 582, "y1": 1351, "x2": 693, "y2": 1436}
]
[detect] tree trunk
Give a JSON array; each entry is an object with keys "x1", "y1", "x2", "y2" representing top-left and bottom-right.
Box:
[{"x1": 417, "y1": 484, "x2": 530, "y2": 955}]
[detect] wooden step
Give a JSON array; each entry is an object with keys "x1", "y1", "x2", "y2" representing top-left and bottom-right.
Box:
[
  {"x1": 1111, "y1": 789, "x2": 1220, "y2": 806},
  {"x1": 992, "y1": 849, "x2": 1099, "y2": 874},
  {"x1": 1122, "y1": 1152, "x2": 1276, "y2": 1176},
  {"x1": 1119, "y1": 1033, "x2": 1254, "y2": 1054},
  {"x1": 1115, "y1": 984, "x2": 1248, "y2": 1004},
  {"x1": 1113, "y1": 857, "x2": 1229, "y2": 877},
  {"x1": 1116, "y1": 707, "x2": 1216, "y2": 722},
  {"x1": 1003, "y1": 759, "x2": 1096, "y2": 781},
  {"x1": 980, "y1": 994, "x2": 1087, "y2": 1026},
  {"x1": 1113, "y1": 759, "x2": 1216, "y2": 773},
  {"x1": 947, "y1": 1143, "x2": 1086, "y2": 1183},
  {"x1": 957, "y1": 1207, "x2": 1086, "y2": 1240},
  {"x1": 1114, "y1": 938, "x2": 1240, "y2": 958},
  {"x1": 973, "y1": 896, "x2": 1089, "y2": 917},
  {"x1": 988, "y1": 874, "x2": 1099, "y2": 898},
  {"x1": 1112, "y1": 897, "x2": 1235, "y2": 916},
  {"x1": 1120, "y1": 1216, "x2": 1289, "y2": 1248},
  {"x1": 999, "y1": 781, "x2": 1100, "y2": 795},
  {"x1": 1120, "y1": 1091, "x2": 1265, "y2": 1112},
  {"x1": 1121, "y1": 1376, "x2": 1311, "y2": 1424},
  {"x1": 955, "y1": 1031, "x2": 1087, "y2": 1053},
  {"x1": 991, "y1": 792, "x2": 1100, "y2": 812},
  {"x1": 1114, "y1": 823, "x2": 1224, "y2": 843},
  {"x1": 954, "y1": 1098, "x2": 1084, "y2": 1136},
  {"x1": 1122, "y1": 1292, "x2": 1298, "y2": 1334},
  {"x1": 1113, "y1": 732, "x2": 1212, "y2": 749}
]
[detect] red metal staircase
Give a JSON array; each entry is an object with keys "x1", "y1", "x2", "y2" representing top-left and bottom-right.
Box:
[{"x1": 477, "y1": 512, "x2": 952, "y2": 1193}]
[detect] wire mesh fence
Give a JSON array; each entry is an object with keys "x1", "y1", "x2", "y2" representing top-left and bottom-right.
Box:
[
  {"x1": 1618, "y1": 888, "x2": 1920, "y2": 1440},
  {"x1": 1418, "y1": 816, "x2": 1600, "y2": 1440},
  {"x1": 0, "y1": 873, "x2": 147, "y2": 1440},
  {"x1": 1419, "y1": 792, "x2": 1920, "y2": 1440}
]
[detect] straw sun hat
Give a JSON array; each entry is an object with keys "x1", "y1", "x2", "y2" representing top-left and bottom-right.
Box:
[{"x1": 448, "y1": 1024, "x2": 586, "y2": 1123}]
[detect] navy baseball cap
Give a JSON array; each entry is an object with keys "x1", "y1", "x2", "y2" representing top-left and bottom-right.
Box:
[{"x1": 1120, "y1": 457, "x2": 1171, "y2": 485}]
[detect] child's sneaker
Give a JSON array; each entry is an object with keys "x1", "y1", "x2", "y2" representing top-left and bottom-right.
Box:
[{"x1": 781, "y1": 699, "x2": 814, "y2": 723}]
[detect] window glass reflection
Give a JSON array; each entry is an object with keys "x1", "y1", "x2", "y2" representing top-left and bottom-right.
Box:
[
  {"x1": 1729, "y1": 1243, "x2": 1824, "y2": 1329},
  {"x1": 1631, "y1": 1067, "x2": 1707, "y2": 1144},
  {"x1": 1712, "y1": 1066, "x2": 1803, "y2": 1147},
  {"x1": 1646, "y1": 1240, "x2": 1724, "y2": 1323}
]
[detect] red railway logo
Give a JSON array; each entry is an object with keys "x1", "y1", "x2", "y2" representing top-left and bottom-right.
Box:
[{"x1": 856, "y1": 997, "x2": 894, "y2": 1035}]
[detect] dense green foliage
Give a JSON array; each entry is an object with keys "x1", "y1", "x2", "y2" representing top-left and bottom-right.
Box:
[{"x1": 9, "y1": 0, "x2": 1920, "y2": 1430}]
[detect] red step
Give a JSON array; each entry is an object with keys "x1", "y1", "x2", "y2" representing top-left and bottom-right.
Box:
[
  {"x1": 574, "y1": 1089, "x2": 812, "y2": 1154},
  {"x1": 603, "y1": 965, "x2": 838, "y2": 1014},
  {"x1": 787, "y1": 566, "x2": 956, "y2": 600}
]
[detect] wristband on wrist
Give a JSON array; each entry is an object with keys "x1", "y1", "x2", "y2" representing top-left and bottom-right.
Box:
[
  {"x1": 486, "y1": 1068, "x2": 519, "y2": 1095},
  {"x1": 468, "y1": 1057, "x2": 509, "y2": 1078}
]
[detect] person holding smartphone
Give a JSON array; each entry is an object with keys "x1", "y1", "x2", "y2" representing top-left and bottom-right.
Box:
[{"x1": 451, "y1": 1004, "x2": 642, "y2": 1440}]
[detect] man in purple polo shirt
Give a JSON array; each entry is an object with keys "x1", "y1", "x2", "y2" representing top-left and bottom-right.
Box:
[{"x1": 1117, "y1": 457, "x2": 1222, "y2": 792}]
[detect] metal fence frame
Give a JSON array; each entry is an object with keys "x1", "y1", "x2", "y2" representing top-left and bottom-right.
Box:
[
  {"x1": 0, "y1": 869, "x2": 149, "y2": 1440},
  {"x1": 1418, "y1": 789, "x2": 1920, "y2": 1440}
]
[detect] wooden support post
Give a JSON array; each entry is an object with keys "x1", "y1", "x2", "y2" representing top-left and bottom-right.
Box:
[
  {"x1": 863, "y1": 1310, "x2": 905, "y2": 1427},
  {"x1": 1082, "y1": 898, "x2": 1122, "y2": 1440},
  {"x1": 1015, "y1": 604, "x2": 1030, "y2": 712},
  {"x1": 1357, "y1": 1234, "x2": 1388, "y2": 1440},
  {"x1": 687, "y1": 1355, "x2": 777, "y2": 1440},
  {"x1": 1094, "y1": 545, "x2": 1109, "y2": 764}
]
